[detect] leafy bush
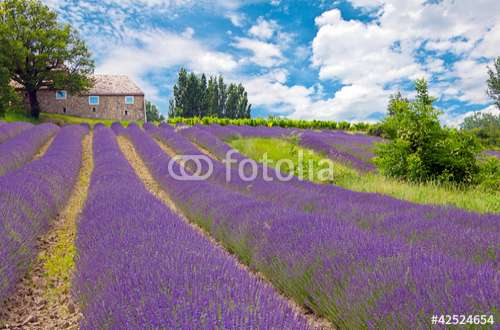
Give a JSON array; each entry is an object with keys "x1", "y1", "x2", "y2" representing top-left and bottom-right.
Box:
[
  {"x1": 366, "y1": 122, "x2": 384, "y2": 136},
  {"x1": 476, "y1": 156, "x2": 500, "y2": 192},
  {"x1": 375, "y1": 80, "x2": 482, "y2": 185},
  {"x1": 0, "y1": 67, "x2": 21, "y2": 117}
]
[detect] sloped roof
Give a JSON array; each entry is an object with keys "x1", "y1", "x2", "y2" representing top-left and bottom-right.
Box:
[
  {"x1": 89, "y1": 75, "x2": 144, "y2": 95},
  {"x1": 10, "y1": 74, "x2": 144, "y2": 96}
]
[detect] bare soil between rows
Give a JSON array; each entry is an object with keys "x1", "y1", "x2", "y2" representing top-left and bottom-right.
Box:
[{"x1": 0, "y1": 133, "x2": 93, "y2": 329}]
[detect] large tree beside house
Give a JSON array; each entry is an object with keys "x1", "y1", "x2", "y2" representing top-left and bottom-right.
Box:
[{"x1": 0, "y1": 0, "x2": 94, "y2": 118}]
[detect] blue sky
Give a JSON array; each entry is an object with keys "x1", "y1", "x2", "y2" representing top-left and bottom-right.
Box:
[{"x1": 44, "y1": 0, "x2": 499, "y2": 125}]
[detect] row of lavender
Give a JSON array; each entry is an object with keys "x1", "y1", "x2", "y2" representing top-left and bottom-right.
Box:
[
  {"x1": 0, "y1": 125, "x2": 87, "y2": 305},
  {"x1": 486, "y1": 150, "x2": 500, "y2": 159},
  {"x1": 201, "y1": 124, "x2": 380, "y2": 171},
  {"x1": 174, "y1": 125, "x2": 498, "y2": 266},
  {"x1": 73, "y1": 125, "x2": 310, "y2": 329},
  {"x1": 0, "y1": 123, "x2": 59, "y2": 176},
  {"x1": 122, "y1": 124, "x2": 498, "y2": 328},
  {"x1": 0, "y1": 122, "x2": 33, "y2": 144}
]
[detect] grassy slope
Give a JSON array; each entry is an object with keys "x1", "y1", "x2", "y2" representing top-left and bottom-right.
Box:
[
  {"x1": 229, "y1": 137, "x2": 500, "y2": 214},
  {"x1": 1, "y1": 112, "x2": 142, "y2": 127}
]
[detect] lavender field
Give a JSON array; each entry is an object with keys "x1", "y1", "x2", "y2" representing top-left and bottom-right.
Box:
[{"x1": 0, "y1": 121, "x2": 498, "y2": 329}]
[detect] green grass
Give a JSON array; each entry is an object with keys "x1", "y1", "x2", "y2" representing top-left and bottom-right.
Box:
[
  {"x1": 228, "y1": 137, "x2": 500, "y2": 214},
  {"x1": 1, "y1": 111, "x2": 40, "y2": 123},
  {"x1": 1, "y1": 111, "x2": 142, "y2": 127}
]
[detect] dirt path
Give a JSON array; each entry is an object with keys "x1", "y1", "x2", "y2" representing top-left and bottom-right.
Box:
[
  {"x1": 32, "y1": 137, "x2": 55, "y2": 161},
  {"x1": 0, "y1": 133, "x2": 93, "y2": 330},
  {"x1": 117, "y1": 135, "x2": 333, "y2": 330}
]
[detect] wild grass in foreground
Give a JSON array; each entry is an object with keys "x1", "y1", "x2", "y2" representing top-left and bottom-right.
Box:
[{"x1": 229, "y1": 137, "x2": 500, "y2": 213}]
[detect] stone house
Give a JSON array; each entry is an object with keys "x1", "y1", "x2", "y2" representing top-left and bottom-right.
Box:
[{"x1": 17, "y1": 75, "x2": 146, "y2": 121}]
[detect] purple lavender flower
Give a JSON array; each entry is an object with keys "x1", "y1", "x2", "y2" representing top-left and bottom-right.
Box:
[
  {"x1": 0, "y1": 122, "x2": 33, "y2": 144},
  {"x1": 299, "y1": 130, "x2": 378, "y2": 172},
  {"x1": 0, "y1": 123, "x2": 59, "y2": 176},
  {"x1": 485, "y1": 150, "x2": 500, "y2": 159},
  {"x1": 0, "y1": 125, "x2": 87, "y2": 305},
  {"x1": 118, "y1": 124, "x2": 498, "y2": 329},
  {"x1": 74, "y1": 126, "x2": 311, "y2": 330}
]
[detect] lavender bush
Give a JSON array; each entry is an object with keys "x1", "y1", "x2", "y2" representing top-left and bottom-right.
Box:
[
  {"x1": 0, "y1": 122, "x2": 33, "y2": 144},
  {"x1": 198, "y1": 124, "x2": 378, "y2": 172},
  {"x1": 486, "y1": 150, "x2": 500, "y2": 159},
  {"x1": 299, "y1": 130, "x2": 378, "y2": 171},
  {"x1": 119, "y1": 124, "x2": 498, "y2": 329},
  {"x1": 0, "y1": 125, "x2": 87, "y2": 305},
  {"x1": 0, "y1": 123, "x2": 59, "y2": 176},
  {"x1": 74, "y1": 126, "x2": 310, "y2": 329}
]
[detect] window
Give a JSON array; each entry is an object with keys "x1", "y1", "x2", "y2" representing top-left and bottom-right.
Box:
[
  {"x1": 56, "y1": 90, "x2": 67, "y2": 100},
  {"x1": 89, "y1": 95, "x2": 99, "y2": 105},
  {"x1": 125, "y1": 96, "x2": 135, "y2": 105},
  {"x1": 92, "y1": 107, "x2": 96, "y2": 112}
]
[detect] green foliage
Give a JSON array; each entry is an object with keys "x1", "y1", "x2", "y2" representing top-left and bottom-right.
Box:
[
  {"x1": 168, "y1": 116, "x2": 375, "y2": 132},
  {"x1": 487, "y1": 56, "x2": 500, "y2": 110},
  {"x1": 366, "y1": 123, "x2": 384, "y2": 136},
  {"x1": 375, "y1": 79, "x2": 482, "y2": 185},
  {"x1": 0, "y1": 66, "x2": 20, "y2": 116},
  {"x1": 387, "y1": 91, "x2": 409, "y2": 116},
  {"x1": 168, "y1": 68, "x2": 251, "y2": 119},
  {"x1": 146, "y1": 101, "x2": 164, "y2": 123},
  {"x1": 382, "y1": 91, "x2": 410, "y2": 138},
  {"x1": 476, "y1": 156, "x2": 500, "y2": 192},
  {"x1": 0, "y1": 0, "x2": 94, "y2": 119},
  {"x1": 461, "y1": 111, "x2": 500, "y2": 148}
]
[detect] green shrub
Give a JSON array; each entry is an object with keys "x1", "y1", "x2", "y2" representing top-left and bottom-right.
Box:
[
  {"x1": 367, "y1": 123, "x2": 384, "y2": 136},
  {"x1": 0, "y1": 66, "x2": 21, "y2": 117},
  {"x1": 476, "y1": 156, "x2": 500, "y2": 192},
  {"x1": 374, "y1": 79, "x2": 482, "y2": 185}
]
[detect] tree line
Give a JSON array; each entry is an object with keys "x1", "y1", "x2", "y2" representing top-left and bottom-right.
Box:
[{"x1": 168, "y1": 68, "x2": 251, "y2": 119}]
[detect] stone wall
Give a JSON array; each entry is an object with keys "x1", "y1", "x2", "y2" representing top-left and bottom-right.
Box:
[{"x1": 21, "y1": 90, "x2": 145, "y2": 121}]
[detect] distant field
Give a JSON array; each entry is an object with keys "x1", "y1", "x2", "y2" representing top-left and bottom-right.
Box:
[{"x1": 0, "y1": 122, "x2": 498, "y2": 329}]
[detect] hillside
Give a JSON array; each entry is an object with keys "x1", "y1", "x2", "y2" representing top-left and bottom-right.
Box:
[{"x1": 0, "y1": 122, "x2": 498, "y2": 329}]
